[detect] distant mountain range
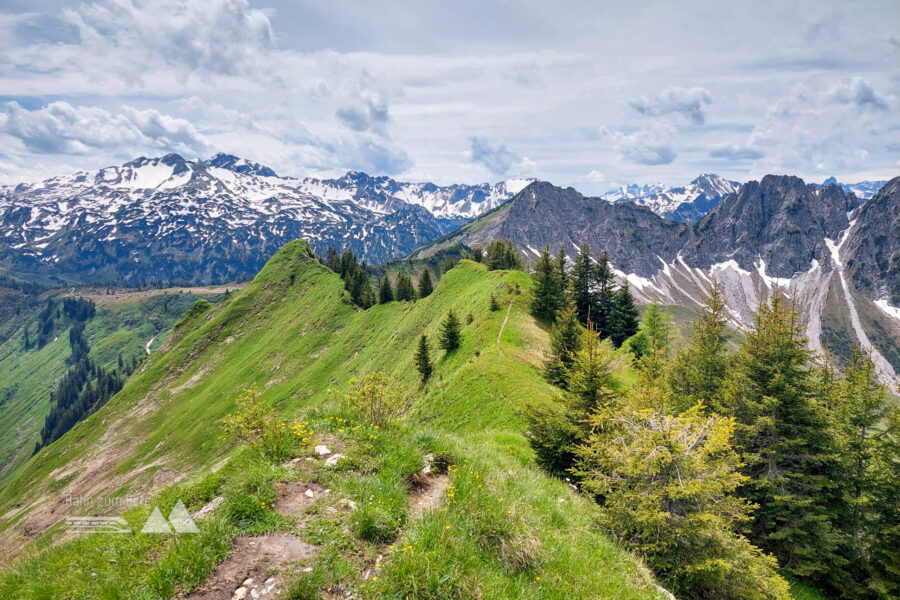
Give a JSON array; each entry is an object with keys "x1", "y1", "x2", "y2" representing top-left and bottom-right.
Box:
[
  {"x1": 0, "y1": 153, "x2": 531, "y2": 284},
  {"x1": 416, "y1": 175, "x2": 900, "y2": 392},
  {"x1": 605, "y1": 174, "x2": 887, "y2": 224},
  {"x1": 607, "y1": 174, "x2": 740, "y2": 223},
  {"x1": 820, "y1": 176, "x2": 887, "y2": 200}
]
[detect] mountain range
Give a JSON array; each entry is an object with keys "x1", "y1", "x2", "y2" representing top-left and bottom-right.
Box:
[
  {"x1": 418, "y1": 174, "x2": 900, "y2": 392},
  {"x1": 606, "y1": 174, "x2": 886, "y2": 223},
  {"x1": 607, "y1": 173, "x2": 741, "y2": 223},
  {"x1": 0, "y1": 154, "x2": 531, "y2": 285}
]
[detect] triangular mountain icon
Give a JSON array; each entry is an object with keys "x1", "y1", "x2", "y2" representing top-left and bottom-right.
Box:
[
  {"x1": 141, "y1": 506, "x2": 173, "y2": 534},
  {"x1": 168, "y1": 500, "x2": 199, "y2": 534}
]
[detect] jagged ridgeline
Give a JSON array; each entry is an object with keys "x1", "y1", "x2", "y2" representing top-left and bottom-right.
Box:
[{"x1": 0, "y1": 239, "x2": 668, "y2": 599}]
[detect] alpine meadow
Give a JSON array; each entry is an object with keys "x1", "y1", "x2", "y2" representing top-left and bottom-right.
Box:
[{"x1": 1, "y1": 1, "x2": 899, "y2": 599}]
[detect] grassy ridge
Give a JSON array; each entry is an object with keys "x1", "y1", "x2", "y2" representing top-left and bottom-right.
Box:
[{"x1": 0, "y1": 240, "x2": 666, "y2": 598}]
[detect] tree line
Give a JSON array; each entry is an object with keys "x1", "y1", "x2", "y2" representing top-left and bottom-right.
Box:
[
  {"x1": 531, "y1": 242, "x2": 639, "y2": 348},
  {"x1": 529, "y1": 286, "x2": 899, "y2": 600},
  {"x1": 322, "y1": 247, "x2": 435, "y2": 308},
  {"x1": 32, "y1": 297, "x2": 141, "y2": 453}
]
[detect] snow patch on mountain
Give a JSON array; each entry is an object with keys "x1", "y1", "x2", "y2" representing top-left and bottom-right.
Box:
[
  {"x1": 821, "y1": 177, "x2": 886, "y2": 200},
  {"x1": 606, "y1": 174, "x2": 740, "y2": 223}
]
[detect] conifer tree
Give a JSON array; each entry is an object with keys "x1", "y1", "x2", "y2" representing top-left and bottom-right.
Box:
[
  {"x1": 631, "y1": 301, "x2": 672, "y2": 382},
  {"x1": 828, "y1": 351, "x2": 900, "y2": 598},
  {"x1": 555, "y1": 245, "x2": 568, "y2": 293},
  {"x1": 438, "y1": 308, "x2": 461, "y2": 351},
  {"x1": 594, "y1": 251, "x2": 615, "y2": 336},
  {"x1": 544, "y1": 299, "x2": 582, "y2": 388},
  {"x1": 414, "y1": 334, "x2": 433, "y2": 383},
  {"x1": 608, "y1": 285, "x2": 639, "y2": 347},
  {"x1": 722, "y1": 292, "x2": 841, "y2": 581},
  {"x1": 667, "y1": 284, "x2": 730, "y2": 413},
  {"x1": 571, "y1": 242, "x2": 596, "y2": 324},
  {"x1": 378, "y1": 276, "x2": 394, "y2": 304},
  {"x1": 530, "y1": 245, "x2": 562, "y2": 321},
  {"x1": 567, "y1": 323, "x2": 617, "y2": 413},
  {"x1": 395, "y1": 272, "x2": 416, "y2": 302},
  {"x1": 489, "y1": 293, "x2": 500, "y2": 311},
  {"x1": 574, "y1": 399, "x2": 791, "y2": 600},
  {"x1": 418, "y1": 269, "x2": 433, "y2": 298},
  {"x1": 485, "y1": 239, "x2": 521, "y2": 270}
]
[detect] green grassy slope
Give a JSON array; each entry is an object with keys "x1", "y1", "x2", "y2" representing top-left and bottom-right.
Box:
[
  {"x1": 0, "y1": 240, "x2": 667, "y2": 598},
  {"x1": 0, "y1": 290, "x2": 227, "y2": 487}
]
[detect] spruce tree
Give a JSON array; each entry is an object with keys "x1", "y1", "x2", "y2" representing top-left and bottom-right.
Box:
[
  {"x1": 667, "y1": 284, "x2": 730, "y2": 414},
  {"x1": 722, "y1": 292, "x2": 841, "y2": 581},
  {"x1": 414, "y1": 334, "x2": 433, "y2": 383},
  {"x1": 554, "y1": 245, "x2": 568, "y2": 294},
  {"x1": 633, "y1": 301, "x2": 672, "y2": 382},
  {"x1": 567, "y1": 324, "x2": 617, "y2": 413},
  {"x1": 439, "y1": 309, "x2": 461, "y2": 351},
  {"x1": 530, "y1": 245, "x2": 561, "y2": 321},
  {"x1": 489, "y1": 293, "x2": 500, "y2": 311},
  {"x1": 544, "y1": 299, "x2": 582, "y2": 388},
  {"x1": 574, "y1": 399, "x2": 791, "y2": 600},
  {"x1": 608, "y1": 285, "x2": 639, "y2": 348},
  {"x1": 418, "y1": 269, "x2": 433, "y2": 298},
  {"x1": 828, "y1": 351, "x2": 900, "y2": 598},
  {"x1": 571, "y1": 242, "x2": 595, "y2": 324},
  {"x1": 594, "y1": 251, "x2": 615, "y2": 336},
  {"x1": 395, "y1": 272, "x2": 416, "y2": 301},
  {"x1": 378, "y1": 276, "x2": 394, "y2": 304}
]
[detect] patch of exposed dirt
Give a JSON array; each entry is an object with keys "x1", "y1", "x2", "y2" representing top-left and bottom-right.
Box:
[
  {"x1": 274, "y1": 481, "x2": 325, "y2": 518},
  {"x1": 408, "y1": 473, "x2": 449, "y2": 518},
  {"x1": 184, "y1": 534, "x2": 315, "y2": 600}
]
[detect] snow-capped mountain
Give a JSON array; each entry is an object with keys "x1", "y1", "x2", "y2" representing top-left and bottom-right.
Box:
[
  {"x1": 603, "y1": 182, "x2": 668, "y2": 203},
  {"x1": 607, "y1": 174, "x2": 741, "y2": 223},
  {"x1": 0, "y1": 154, "x2": 527, "y2": 284},
  {"x1": 820, "y1": 177, "x2": 886, "y2": 200}
]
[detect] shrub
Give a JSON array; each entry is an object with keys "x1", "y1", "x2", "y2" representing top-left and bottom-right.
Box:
[
  {"x1": 338, "y1": 372, "x2": 413, "y2": 428},
  {"x1": 222, "y1": 389, "x2": 298, "y2": 462}
]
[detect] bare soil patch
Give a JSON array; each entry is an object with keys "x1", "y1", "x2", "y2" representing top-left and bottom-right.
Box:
[
  {"x1": 408, "y1": 473, "x2": 449, "y2": 518},
  {"x1": 184, "y1": 534, "x2": 315, "y2": 600}
]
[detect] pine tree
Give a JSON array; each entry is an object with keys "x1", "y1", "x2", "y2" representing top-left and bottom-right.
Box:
[
  {"x1": 594, "y1": 251, "x2": 615, "y2": 336},
  {"x1": 567, "y1": 323, "x2": 617, "y2": 413},
  {"x1": 395, "y1": 273, "x2": 416, "y2": 302},
  {"x1": 485, "y1": 239, "x2": 521, "y2": 270},
  {"x1": 722, "y1": 292, "x2": 841, "y2": 581},
  {"x1": 667, "y1": 284, "x2": 730, "y2": 413},
  {"x1": 438, "y1": 309, "x2": 461, "y2": 351},
  {"x1": 530, "y1": 245, "x2": 562, "y2": 321},
  {"x1": 571, "y1": 242, "x2": 595, "y2": 324},
  {"x1": 414, "y1": 334, "x2": 433, "y2": 383},
  {"x1": 378, "y1": 276, "x2": 394, "y2": 304},
  {"x1": 489, "y1": 293, "x2": 500, "y2": 311},
  {"x1": 418, "y1": 269, "x2": 433, "y2": 298},
  {"x1": 608, "y1": 285, "x2": 639, "y2": 348},
  {"x1": 544, "y1": 299, "x2": 582, "y2": 388}
]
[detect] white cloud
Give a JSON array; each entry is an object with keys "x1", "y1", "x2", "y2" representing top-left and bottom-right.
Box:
[
  {"x1": 600, "y1": 126, "x2": 678, "y2": 166},
  {"x1": 0, "y1": 101, "x2": 209, "y2": 156},
  {"x1": 629, "y1": 86, "x2": 712, "y2": 125}
]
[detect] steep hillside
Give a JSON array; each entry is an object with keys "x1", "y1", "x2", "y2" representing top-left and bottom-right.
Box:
[
  {"x1": 0, "y1": 241, "x2": 666, "y2": 598},
  {"x1": 845, "y1": 175, "x2": 900, "y2": 305},
  {"x1": 0, "y1": 287, "x2": 230, "y2": 487},
  {"x1": 610, "y1": 173, "x2": 740, "y2": 223}
]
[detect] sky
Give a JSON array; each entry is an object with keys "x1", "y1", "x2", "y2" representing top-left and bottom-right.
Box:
[{"x1": 0, "y1": 0, "x2": 898, "y2": 193}]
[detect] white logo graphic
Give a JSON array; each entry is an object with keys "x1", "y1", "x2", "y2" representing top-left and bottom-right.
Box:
[
  {"x1": 141, "y1": 501, "x2": 199, "y2": 534},
  {"x1": 65, "y1": 499, "x2": 198, "y2": 535},
  {"x1": 65, "y1": 516, "x2": 130, "y2": 534}
]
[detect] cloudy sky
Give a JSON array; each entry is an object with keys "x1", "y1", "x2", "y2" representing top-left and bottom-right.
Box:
[{"x1": 0, "y1": 0, "x2": 898, "y2": 192}]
